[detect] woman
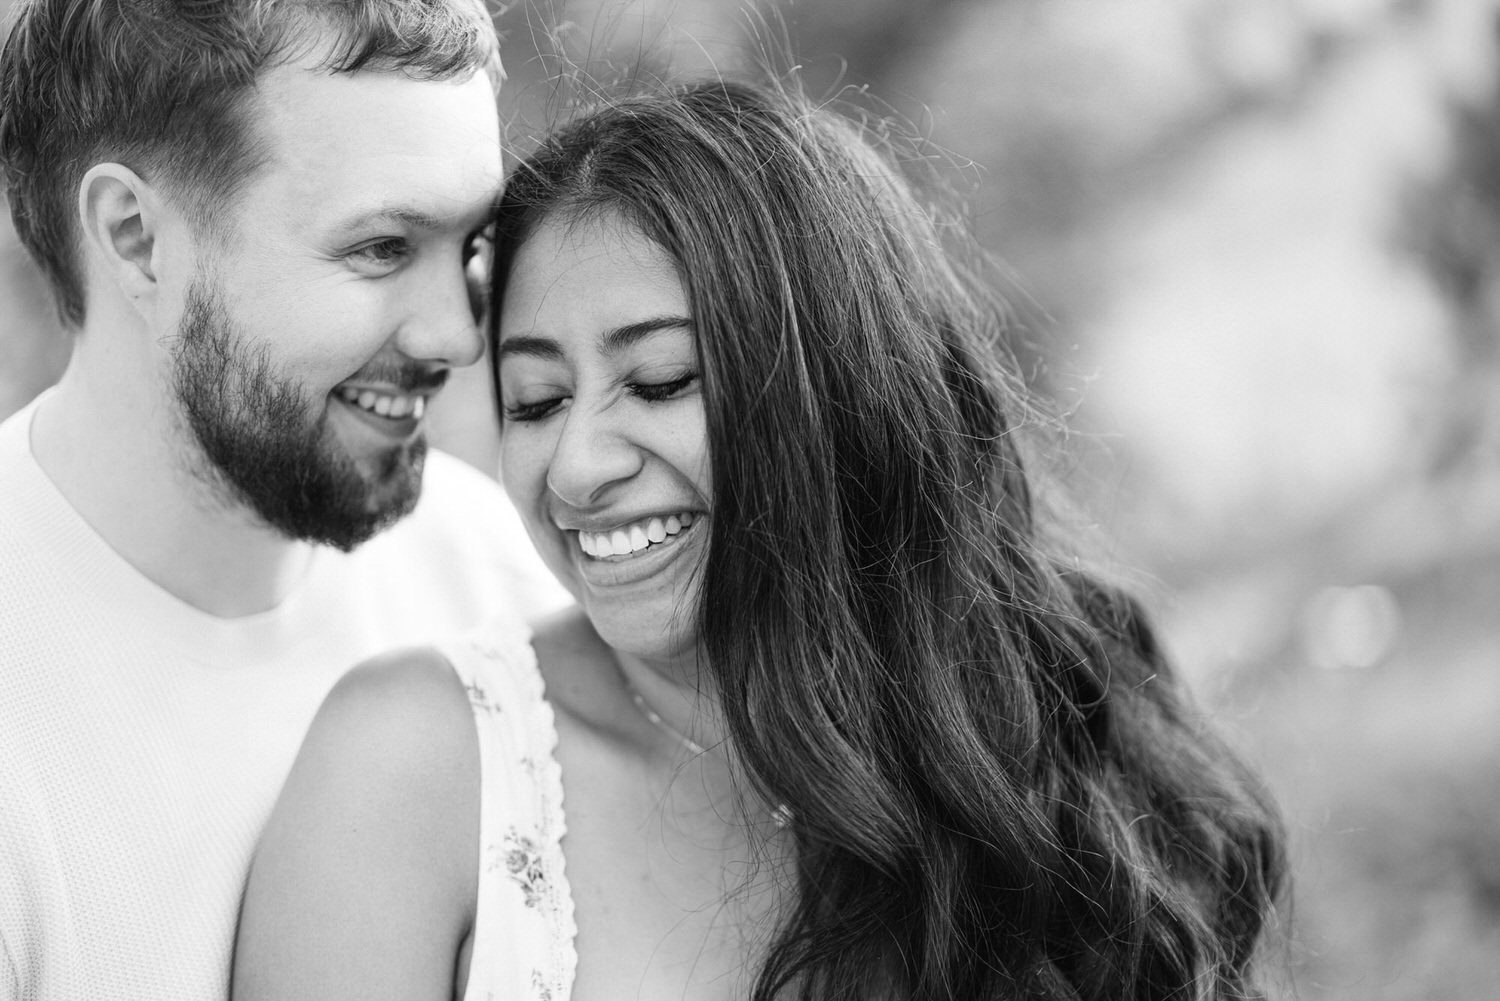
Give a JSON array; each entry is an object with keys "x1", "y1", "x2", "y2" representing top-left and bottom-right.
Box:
[{"x1": 233, "y1": 77, "x2": 1285, "y2": 1001}]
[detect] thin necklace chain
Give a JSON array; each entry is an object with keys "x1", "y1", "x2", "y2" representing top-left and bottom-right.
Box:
[
  {"x1": 622, "y1": 676, "x2": 707, "y2": 756},
  {"x1": 619, "y1": 668, "x2": 793, "y2": 830}
]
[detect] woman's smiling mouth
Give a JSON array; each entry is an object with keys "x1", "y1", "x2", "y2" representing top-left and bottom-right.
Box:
[{"x1": 577, "y1": 511, "x2": 697, "y2": 560}]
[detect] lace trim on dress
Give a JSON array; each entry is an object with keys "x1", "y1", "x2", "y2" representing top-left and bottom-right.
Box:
[{"x1": 445, "y1": 615, "x2": 578, "y2": 1001}]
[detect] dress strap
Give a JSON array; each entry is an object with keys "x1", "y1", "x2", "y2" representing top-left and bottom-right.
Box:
[{"x1": 437, "y1": 615, "x2": 578, "y2": 1001}]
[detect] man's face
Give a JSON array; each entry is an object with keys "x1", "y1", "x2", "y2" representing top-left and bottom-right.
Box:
[{"x1": 162, "y1": 60, "x2": 502, "y2": 549}]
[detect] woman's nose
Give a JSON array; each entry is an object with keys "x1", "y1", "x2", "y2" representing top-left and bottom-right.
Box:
[{"x1": 543, "y1": 404, "x2": 644, "y2": 507}]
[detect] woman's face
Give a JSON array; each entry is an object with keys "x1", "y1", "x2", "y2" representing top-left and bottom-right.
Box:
[{"x1": 495, "y1": 211, "x2": 710, "y2": 664}]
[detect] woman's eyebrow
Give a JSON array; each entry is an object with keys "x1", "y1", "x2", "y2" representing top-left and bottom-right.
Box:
[
  {"x1": 601, "y1": 316, "x2": 694, "y2": 354},
  {"x1": 496, "y1": 316, "x2": 694, "y2": 365},
  {"x1": 495, "y1": 336, "x2": 563, "y2": 363}
]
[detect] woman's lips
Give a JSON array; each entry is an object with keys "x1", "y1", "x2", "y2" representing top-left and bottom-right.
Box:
[{"x1": 576, "y1": 511, "x2": 697, "y2": 559}]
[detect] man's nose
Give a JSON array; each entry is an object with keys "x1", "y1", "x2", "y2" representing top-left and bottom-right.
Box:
[{"x1": 392, "y1": 256, "x2": 485, "y2": 368}]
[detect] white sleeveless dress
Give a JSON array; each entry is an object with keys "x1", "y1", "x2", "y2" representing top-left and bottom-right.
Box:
[{"x1": 436, "y1": 616, "x2": 578, "y2": 1001}]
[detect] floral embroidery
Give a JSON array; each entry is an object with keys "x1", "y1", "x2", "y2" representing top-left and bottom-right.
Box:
[
  {"x1": 466, "y1": 680, "x2": 503, "y2": 715},
  {"x1": 451, "y1": 621, "x2": 576, "y2": 1001},
  {"x1": 496, "y1": 828, "x2": 549, "y2": 910}
]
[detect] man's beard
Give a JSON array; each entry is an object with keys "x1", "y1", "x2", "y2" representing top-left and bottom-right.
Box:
[{"x1": 171, "y1": 278, "x2": 432, "y2": 552}]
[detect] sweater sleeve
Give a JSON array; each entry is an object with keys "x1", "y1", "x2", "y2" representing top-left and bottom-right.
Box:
[{"x1": 1, "y1": 929, "x2": 21, "y2": 1001}]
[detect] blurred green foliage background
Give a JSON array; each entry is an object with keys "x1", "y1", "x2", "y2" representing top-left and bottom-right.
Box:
[{"x1": 4, "y1": 0, "x2": 1498, "y2": 997}]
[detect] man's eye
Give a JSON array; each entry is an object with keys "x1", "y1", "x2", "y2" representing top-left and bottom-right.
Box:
[
  {"x1": 464, "y1": 227, "x2": 494, "y2": 266},
  {"x1": 465, "y1": 232, "x2": 493, "y2": 321},
  {"x1": 350, "y1": 238, "x2": 409, "y2": 266}
]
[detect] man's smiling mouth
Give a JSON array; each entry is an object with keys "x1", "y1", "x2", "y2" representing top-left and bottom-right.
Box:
[{"x1": 335, "y1": 386, "x2": 427, "y2": 420}]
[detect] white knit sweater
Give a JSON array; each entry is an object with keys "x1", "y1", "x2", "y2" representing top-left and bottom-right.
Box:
[{"x1": 0, "y1": 397, "x2": 567, "y2": 1000}]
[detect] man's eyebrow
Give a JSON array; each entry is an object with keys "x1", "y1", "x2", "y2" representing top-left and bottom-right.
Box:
[
  {"x1": 496, "y1": 316, "x2": 694, "y2": 365},
  {"x1": 337, "y1": 203, "x2": 497, "y2": 233}
]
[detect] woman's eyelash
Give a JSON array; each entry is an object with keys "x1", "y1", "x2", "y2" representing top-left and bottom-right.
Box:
[
  {"x1": 630, "y1": 372, "x2": 698, "y2": 402},
  {"x1": 504, "y1": 372, "x2": 697, "y2": 422},
  {"x1": 504, "y1": 399, "x2": 561, "y2": 423}
]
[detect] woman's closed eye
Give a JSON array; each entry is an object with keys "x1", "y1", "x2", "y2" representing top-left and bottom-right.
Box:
[
  {"x1": 504, "y1": 394, "x2": 566, "y2": 423},
  {"x1": 503, "y1": 371, "x2": 698, "y2": 423},
  {"x1": 630, "y1": 371, "x2": 698, "y2": 402}
]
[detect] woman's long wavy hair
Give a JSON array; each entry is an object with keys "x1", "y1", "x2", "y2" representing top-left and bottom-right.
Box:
[{"x1": 489, "y1": 75, "x2": 1286, "y2": 1001}]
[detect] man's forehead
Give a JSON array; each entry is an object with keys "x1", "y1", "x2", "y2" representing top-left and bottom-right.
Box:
[
  {"x1": 239, "y1": 62, "x2": 502, "y2": 227},
  {"x1": 249, "y1": 60, "x2": 499, "y2": 151}
]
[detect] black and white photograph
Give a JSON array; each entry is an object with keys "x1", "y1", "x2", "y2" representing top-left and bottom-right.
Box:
[{"x1": 2, "y1": 1, "x2": 1496, "y2": 999}]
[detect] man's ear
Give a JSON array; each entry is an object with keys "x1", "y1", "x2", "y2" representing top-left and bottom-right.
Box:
[{"x1": 78, "y1": 163, "x2": 165, "y2": 313}]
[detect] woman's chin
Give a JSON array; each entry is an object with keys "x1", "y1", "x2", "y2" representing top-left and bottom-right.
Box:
[{"x1": 584, "y1": 602, "x2": 698, "y2": 668}]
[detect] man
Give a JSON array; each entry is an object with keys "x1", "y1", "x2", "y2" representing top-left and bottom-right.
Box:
[{"x1": 0, "y1": 1, "x2": 564, "y2": 997}]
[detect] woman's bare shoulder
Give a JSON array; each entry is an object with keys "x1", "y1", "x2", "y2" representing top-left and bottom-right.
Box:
[
  {"x1": 235, "y1": 646, "x2": 480, "y2": 999},
  {"x1": 323, "y1": 645, "x2": 470, "y2": 722},
  {"x1": 280, "y1": 644, "x2": 478, "y2": 840}
]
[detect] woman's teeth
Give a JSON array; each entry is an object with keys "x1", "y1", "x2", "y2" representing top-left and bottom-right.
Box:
[
  {"x1": 578, "y1": 512, "x2": 695, "y2": 558},
  {"x1": 337, "y1": 387, "x2": 425, "y2": 420}
]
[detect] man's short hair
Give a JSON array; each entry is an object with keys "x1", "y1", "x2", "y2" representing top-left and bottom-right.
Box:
[{"x1": 0, "y1": 0, "x2": 502, "y2": 327}]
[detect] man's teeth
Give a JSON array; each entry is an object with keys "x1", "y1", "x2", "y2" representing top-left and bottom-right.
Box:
[
  {"x1": 579, "y1": 512, "x2": 696, "y2": 558},
  {"x1": 337, "y1": 387, "x2": 425, "y2": 420}
]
